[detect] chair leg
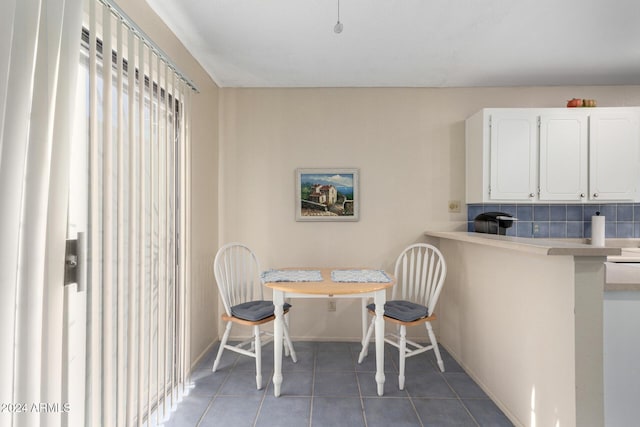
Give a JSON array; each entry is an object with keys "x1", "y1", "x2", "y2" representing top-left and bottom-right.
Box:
[
  {"x1": 282, "y1": 318, "x2": 297, "y2": 363},
  {"x1": 213, "y1": 321, "x2": 232, "y2": 372},
  {"x1": 283, "y1": 311, "x2": 291, "y2": 357},
  {"x1": 361, "y1": 298, "x2": 369, "y2": 348},
  {"x1": 254, "y1": 325, "x2": 263, "y2": 389},
  {"x1": 358, "y1": 315, "x2": 376, "y2": 363},
  {"x1": 399, "y1": 325, "x2": 407, "y2": 390},
  {"x1": 426, "y1": 322, "x2": 445, "y2": 372}
]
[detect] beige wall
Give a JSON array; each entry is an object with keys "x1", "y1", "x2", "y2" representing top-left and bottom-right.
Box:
[
  {"x1": 436, "y1": 238, "x2": 579, "y2": 427},
  {"x1": 117, "y1": 0, "x2": 220, "y2": 365},
  {"x1": 219, "y1": 86, "x2": 640, "y2": 340}
]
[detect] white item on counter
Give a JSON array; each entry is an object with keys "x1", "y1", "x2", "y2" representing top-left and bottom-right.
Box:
[{"x1": 592, "y1": 214, "x2": 605, "y2": 247}]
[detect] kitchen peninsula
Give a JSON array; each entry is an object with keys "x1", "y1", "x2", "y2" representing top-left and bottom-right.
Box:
[{"x1": 424, "y1": 231, "x2": 620, "y2": 427}]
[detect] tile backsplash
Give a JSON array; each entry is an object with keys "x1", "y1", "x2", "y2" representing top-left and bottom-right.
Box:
[{"x1": 467, "y1": 203, "x2": 640, "y2": 238}]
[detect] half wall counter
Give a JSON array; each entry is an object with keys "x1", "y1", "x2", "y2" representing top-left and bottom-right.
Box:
[{"x1": 424, "y1": 231, "x2": 620, "y2": 427}]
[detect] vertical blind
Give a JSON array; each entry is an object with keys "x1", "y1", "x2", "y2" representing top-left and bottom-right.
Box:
[
  {"x1": 0, "y1": 0, "x2": 83, "y2": 426},
  {"x1": 83, "y1": 0, "x2": 192, "y2": 425}
]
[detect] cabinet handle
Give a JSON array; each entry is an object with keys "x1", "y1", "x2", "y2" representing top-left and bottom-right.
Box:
[
  {"x1": 580, "y1": 193, "x2": 585, "y2": 198},
  {"x1": 593, "y1": 193, "x2": 599, "y2": 198},
  {"x1": 529, "y1": 193, "x2": 535, "y2": 198}
]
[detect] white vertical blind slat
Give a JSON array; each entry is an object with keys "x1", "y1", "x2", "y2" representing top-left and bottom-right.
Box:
[
  {"x1": 46, "y1": 0, "x2": 85, "y2": 424},
  {"x1": 167, "y1": 69, "x2": 176, "y2": 415},
  {"x1": 101, "y1": 7, "x2": 115, "y2": 426},
  {"x1": 136, "y1": 37, "x2": 146, "y2": 427},
  {"x1": 115, "y1": 17, "x2": 126, "y2": 427},
  {"x1": 178, "y1": 82, "x2": 187, "y2": 399},
  {"x1": 125, "y1": 26, "x2": 138, "y2": 427},
  {"x1": 158, "y1": 60, "x2": 168, "y2": 421},
  {"x1": 166, "y1": 63, "x2": 173, "y2": 418},
  {"x1": 146, "y1": 45, "x2": 154, "y2": 424},
  {"x1": 170, "y1": 71, "x2": 179, "y2": 409},
  {"x1": 184, "y1": 85, "x2": 192, "y2": 389},
  {"x1": 151, "y1": 51, "x2": 160, "y2": 427},
  {"x1": 155, "y1": 61, "x2": 162, "y2": 425},
  {"x1": 14, "y1": 0, "x2": 51, "y2": 422},
  {"x1": 166, "y1": 63, "x2": 173, "y2": 415},
  {"x1": 87, "y1": 1, "x2": 102, "y2": 425},
  {"x1": 180, "y1": 82, "x2": 191, "y2": 392}
]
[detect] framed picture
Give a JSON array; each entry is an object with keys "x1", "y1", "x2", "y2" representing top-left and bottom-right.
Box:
[{"x1": 296, "y1": 168, "x2": 359, "y2": 221}]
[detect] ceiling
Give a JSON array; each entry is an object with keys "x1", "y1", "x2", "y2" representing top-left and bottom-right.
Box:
[{"x1": 146, "y1": 0, "x2": 640, "y2": 88}]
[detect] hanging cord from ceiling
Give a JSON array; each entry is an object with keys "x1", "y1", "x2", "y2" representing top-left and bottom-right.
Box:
[{"x1": 334, "y1": 0, "x2": 343, "y2": 33}]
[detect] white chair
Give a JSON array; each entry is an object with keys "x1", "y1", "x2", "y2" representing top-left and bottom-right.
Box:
[
  {"x1": 358, "y1": 243, "x2": 447, "y2": 390},
  {"x1": 212, "y1": 243, "x2": 297, "y2": 389}
]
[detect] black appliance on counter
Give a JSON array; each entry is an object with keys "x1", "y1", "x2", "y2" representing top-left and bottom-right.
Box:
[{"x1": 473, "y1": 212, "x2": 517, "y2": 235}]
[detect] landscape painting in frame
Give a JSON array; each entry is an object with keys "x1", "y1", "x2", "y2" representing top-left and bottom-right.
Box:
[{"x1": 296, "y1": 168, "x2": 359, "y2": 221}]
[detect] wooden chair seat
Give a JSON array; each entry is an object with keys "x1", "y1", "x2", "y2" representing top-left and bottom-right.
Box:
[
  {"x1": 366, "y1": 307, "x2": 437, "y2": 327},
  {"x1": 221, "y1": 307, "x2": 290, "y2": 326}
]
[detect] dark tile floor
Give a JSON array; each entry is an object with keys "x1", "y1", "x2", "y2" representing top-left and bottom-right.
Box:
[{"x1": 162, "y1": 341, "x2": 513, "y2": 427}]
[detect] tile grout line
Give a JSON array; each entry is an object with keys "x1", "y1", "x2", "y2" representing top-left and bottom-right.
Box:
[
  {"x1": 407, "y1": 353, "x2": 442, "y2": 427},
  {"x1": 352, "y1": 346, "x2": 369, "y2": 427},
  {"x1": 195, "y1": 348, "x2": 233, "y2": 427},
  {"x1": 193, "y1": 395, "x2": 216, "y2": 427},
  {"x1": 308, "y1": 345, "x2": 316, "y2": 427},
  {"x1": 251, "y1": 364, "x2": 270, "y2": 427},
  {"x1": 438, "y1": 370, "x2": 481, "y2": 427},
  {"x1": 406, "y1": 396, "x2": 426, "y2": 427}
]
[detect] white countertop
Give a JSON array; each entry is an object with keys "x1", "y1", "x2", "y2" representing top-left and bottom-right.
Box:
[
  {"x1": 424, "y1": 231, "x2": 621, "y2": 257},
  {"x1": 425, "y1": 231, "x2": 640, "y2": 291}
]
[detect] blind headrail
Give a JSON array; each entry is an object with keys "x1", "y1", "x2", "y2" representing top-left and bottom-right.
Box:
[{"x1": 100, "y1": 0, "x2": 200, "y2": 93}]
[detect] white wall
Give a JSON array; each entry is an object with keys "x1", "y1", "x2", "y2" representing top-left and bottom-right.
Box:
[{"x1": 219, "y1": 86, "x2": 640, "y2": 340}]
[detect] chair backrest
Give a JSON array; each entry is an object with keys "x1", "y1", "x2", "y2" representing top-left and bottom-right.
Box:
[
  {"x1": 213, "y1": 243, "x2": 264, "y2": 316},
  {"x1": 392, "y1": 243, "x2": 447, "y2": 315}
]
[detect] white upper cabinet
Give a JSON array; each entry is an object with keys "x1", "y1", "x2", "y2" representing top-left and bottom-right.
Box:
[
  {"x1": 539, "y1": 112, "x2": 588, "y2": 201},
  {"x1": 489, "y1": 112, "x2": 537, "y2": 201},
  {"x1": 466, "y1": 107, "x2": 640, "y2": 203},
  {"x1": 589, "y1": 111, "x2": 640, "y2": 201},
  {"x1": 466, "y1": 109, "x2": 535, "y2": 203}
]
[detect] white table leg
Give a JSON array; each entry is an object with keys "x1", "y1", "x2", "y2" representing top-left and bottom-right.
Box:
[
  {"x1": 374, "y1": 290, "x2": 386, "y2": 396},
  {"x1": 272, "y1": 290, "x2": 285, "y2": 397}
]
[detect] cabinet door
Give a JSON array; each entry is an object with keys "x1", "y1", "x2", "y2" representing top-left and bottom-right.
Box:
[
  {"x1": 539, "y1": 113, "x2": 588, "y2": 201},
  {"x1": 589, "y1": 111, "x2": 640, "y2": 201},
  {"x1": 489, "y1": 112, "x2": 537, "y2": 200}
]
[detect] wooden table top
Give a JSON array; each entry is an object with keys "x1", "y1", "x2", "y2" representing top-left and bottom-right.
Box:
[{"x1": 263, "y1": 267, "x2": 395, "y2": 296}]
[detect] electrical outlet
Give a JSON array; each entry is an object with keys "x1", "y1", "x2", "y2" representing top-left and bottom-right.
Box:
[
  {"x1": 328, "y1": 299, "x2": 336, "y2": 312},
  {"x1": 448, "y1": 200, "x2": 461, "y2": 213},
  {"x1": 533, "y1": 223, "x2": 539, "y2": 234}
]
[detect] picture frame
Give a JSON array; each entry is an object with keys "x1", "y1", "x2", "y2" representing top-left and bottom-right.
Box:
[{"x1": 295, "y1": 168, "x2": 359, "y2": 221}]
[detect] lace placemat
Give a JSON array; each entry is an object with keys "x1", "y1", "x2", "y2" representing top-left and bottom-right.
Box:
[
  {"x1": 331, "y1": 269, "x2": 391, "y2": 283},
  {"x1": 261, "y1": 269, "x2": 323, "y2": 282}
]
